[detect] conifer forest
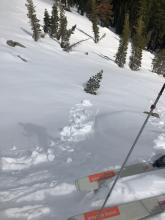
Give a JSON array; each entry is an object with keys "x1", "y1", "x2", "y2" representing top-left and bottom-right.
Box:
[{"x1": 58, "y1": 0, "x2": 165, "y2": 75}]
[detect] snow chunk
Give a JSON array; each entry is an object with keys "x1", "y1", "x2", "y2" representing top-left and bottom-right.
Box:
[
  {"x1": 66, "y1": 157, "x2": 72, "y2": 163},
  {"x1": 153, "y1": 134, "x2": 165, "y2": 151},
  {"x1": 81, "y1": 99, "x2": 92, "y2": 107},
  {"x1": 60, "y1": 100, "x2": 96, "y2": 142}
]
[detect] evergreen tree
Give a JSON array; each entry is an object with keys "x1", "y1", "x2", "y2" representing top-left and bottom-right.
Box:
[
  {"x1": 96, "y1": 0, "x2": 113, "y2": 27},
  {"x1": 43, "y1": 9, "x2": 51, "y2": 34},
  {"x1": 57, "y1": 4, "x2": 67, "y2": 40},
  {"x1": 60, "y1": 16, "x2": 68, "y2": 48},
  {"x1": 70, "y1": 0, "x2": 165, "y2": 52},
  {"x1": 152, "y1": 49, "x2": 165, "y2": 76},
  {"x1": 61, "y1": 0, "x2": 74, "y2": 11},
  {"x1": 115, "y1": 13, "x2": 130, "y2": 67},
  {"x1": 91, "y1": 0, "x2": 99, "y2": 43},
  {"x1": 129, "y1": 15, "x2": 145, "y2": 71},
  {"x1": 112, "y1": 0, "x2": 130, "y2": 34},
  {"x1": 147, "y1": 0, "x2": 165, "y2": 51},
  {"x1": 84, "y1": 70, "x2": 103, "y2": 95},
  {"x1": 25, "y1": 0, "x2": 41, "y2": 41},
  {"x1": 61, "y1": 25, "x2": 76, "y2": 49},
  {"x1": 50, "y1": 3, "x2": 59, "y2": 38},
  {"x1": 54, "y1": 4, "x2": 75, "y2": 50},
  {"x1": 77, "y1": 0, "x2": 88, "y2": 15}
]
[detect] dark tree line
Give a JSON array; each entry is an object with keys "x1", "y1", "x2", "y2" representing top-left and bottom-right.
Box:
[
  {"x1": 112, "y1": 0, "x2": 165, "y2": 52},
  {"x1": 26, "y1": 0, "x2": 165, "y2": 52},
  {"x1": 65, "y1": 0, "x2": 164, "y2": 75},
  {"x1": 66, "y1": 0, "x2": 165, "y2": 52}
]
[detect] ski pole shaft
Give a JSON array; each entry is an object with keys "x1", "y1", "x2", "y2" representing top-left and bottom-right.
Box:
[{"x1": 96, "y1": 82, "x2": 165, "y2": 220}]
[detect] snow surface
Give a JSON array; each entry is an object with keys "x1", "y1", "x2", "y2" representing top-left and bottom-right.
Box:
[{"x1": 0, "y1": 0, "x2": 165, "y2": 219}]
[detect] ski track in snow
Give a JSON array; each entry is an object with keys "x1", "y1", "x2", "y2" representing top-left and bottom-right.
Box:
[{"x1": 0, "y1": 99, "x2": 96, "y2": 219}]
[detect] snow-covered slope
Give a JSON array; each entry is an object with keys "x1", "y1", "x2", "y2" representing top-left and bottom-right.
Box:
[{"x1": 0, "y1": 0, "x2": 165, "y2": 219}]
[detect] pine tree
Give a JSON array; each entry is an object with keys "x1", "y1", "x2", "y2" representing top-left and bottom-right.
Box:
[
  {"x1": 129, "y1": 15, "x2": 145, "y2": 71},
  {"x1": 57, "y1": 4, "x2": 67, "y2": 40},
  {"x1": 52, "y1": 3, "x2": 76, "y2": 50},
  {"x1": 84, "y1": 70, "x2": 103, "y2": 95},
  {"x1": 60, "y1": 16, "x2": 68, "y2": 48},
  {"x1": 61, "y1": 25, "x2": 76, "y2": 50},
  {"x1": 91, "y1": 0, "x2": 99, "y2": 43},
  {"x1": 77, "y1": 0, "x2": 87, "y2": 15},
  {"x1": 115, "y1": 13, "x2": 130, "y2": 68},
  {"x1": 147, "y1": 0, "x2": 165, "y2": 51},
  {"x1": 25, "y1": 0, "x2": 41, "y2": 41},
  {"x1": 50, "y1": 3, "x2": 59, "y2": 38},
  {"x1": 43, "y1": 9, "x2": 51, "y2": 34},
  {"x1": 152, "y1": 49, "x2": 165, "y2": 76},
  {"x1": 61, "y1": 0, "x2": 71, "y2": 11},
  {"x1": 96, "y1": 0, "x2": 113, "y2": 27}
]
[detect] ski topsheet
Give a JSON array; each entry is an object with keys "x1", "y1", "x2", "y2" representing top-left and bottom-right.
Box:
[
  {"x1": 75, "y1": 162, "x2": 162, "y2": 192},
  {"x1": 68, "y1": 194, "x2": 165, "y2": 220}
]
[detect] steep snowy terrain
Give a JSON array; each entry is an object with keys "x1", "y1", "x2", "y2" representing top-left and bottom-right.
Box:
[{"x1": 0, "y1": 0, "x2": 165, "y2": 219}]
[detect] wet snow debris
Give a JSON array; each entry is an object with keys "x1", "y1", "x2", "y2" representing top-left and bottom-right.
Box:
[
  {"x1": 60, "y1": 145, "x2": 74, "y2": 152},
  {"x1": 66, "y1": 157, "x2": 73, "y2": 163},
  {"x1": 81, "y1": 99, "x2": 93, "y2": 107},
  {"x1": 49, "y1": 180, "x2": 57, "y2": 188},
  {"x1": 47, "y1": 148, "x2": 55, "y2": 161},
  {"x1": 10, "y1": 145, "x2": 17, "y2": 151},
  {"x1": 0, "y1": 182, "x2": 48, "y2": 202},
  {"x1": 153, "y1": 134, "x2": 165, "y2": 151},
  {"x1": 60, "y1": 100, "x2": 96, "y2": 142},
  {"x1": 16, "y1": 183, "x2": 76, "y2": 202},
  {"x1": 5, "y1": 205, "x2": 50, "y2": 220},
  {"x1": 49, "y1": 140, "x2": 56, "y2": 147},
  {"x1": 0, "y1": 182, "x2": 75, "y2": 203},
  {"x1": 1, "y1": 146, "x2": 55, "y2": 171},
  {"x1": 18, "y1": 170, "x2": 51, "y2": 186}
]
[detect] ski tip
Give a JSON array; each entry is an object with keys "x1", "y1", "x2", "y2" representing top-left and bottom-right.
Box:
[
  {"x1": 75, "y1": 170, "x2": 116, "y2": 192},
  {"x1": 68, "y1": 207, "x2": 120, "y2": 220},
  {"x1": 68, "y1": 194, "x2": 165, "y2": 220}
]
